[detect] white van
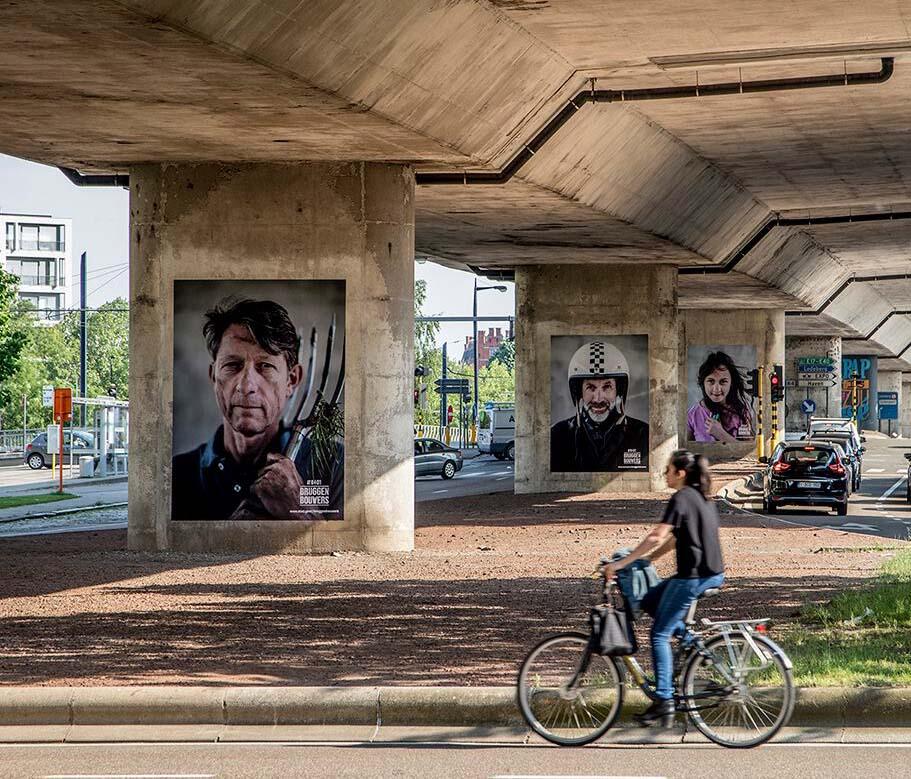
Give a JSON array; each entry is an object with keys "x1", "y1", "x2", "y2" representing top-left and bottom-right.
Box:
[{"x1": 478, "y1": 402, "x2": 515, "y2": 460}]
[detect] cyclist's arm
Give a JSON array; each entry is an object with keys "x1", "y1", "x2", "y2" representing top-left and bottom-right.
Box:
[
  {"x1": 645, "y1": 534, "x2": 676, "y2": 562},
  {"x1": 608, "y1": 522, "x2": 673, "y2": 574}
]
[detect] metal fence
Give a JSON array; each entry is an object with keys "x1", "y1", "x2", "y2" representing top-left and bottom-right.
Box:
[{"x1": 414, "y1": 424, "x2": 477, "y2": 448}]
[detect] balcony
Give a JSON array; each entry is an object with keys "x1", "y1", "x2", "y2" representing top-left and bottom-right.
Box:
[
  {"x1": 17, "y1": 275, "x2": 61, "y2": 288},
  {"x1": 18, "y1": 240, "x2": 66, "y2": 252}
]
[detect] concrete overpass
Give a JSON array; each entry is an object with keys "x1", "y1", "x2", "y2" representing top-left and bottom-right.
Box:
[{"x1": 3, "y1": 1, "x2": 911, "y2": 551}]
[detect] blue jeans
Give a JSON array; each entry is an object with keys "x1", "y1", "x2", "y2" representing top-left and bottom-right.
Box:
[{"x1": 640, "y1": 572, "x2": 725, "y2": 701}]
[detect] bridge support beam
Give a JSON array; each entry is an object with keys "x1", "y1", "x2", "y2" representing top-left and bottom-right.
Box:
[{"x1": 128, "y1": 162, "x2": 415, "y2": 553}]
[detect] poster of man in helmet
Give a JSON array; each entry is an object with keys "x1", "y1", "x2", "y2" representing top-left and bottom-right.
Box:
[{"x1": 550, "y1": 336, "x2": 649, "y2": 472}]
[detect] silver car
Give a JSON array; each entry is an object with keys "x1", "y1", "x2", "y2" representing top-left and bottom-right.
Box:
[
  {"x1": 24, "y1": 430, "x2": 95, "y2": 469},
  {"x1": 414, "y1": 438, "x2": 464, "y2": 480}
]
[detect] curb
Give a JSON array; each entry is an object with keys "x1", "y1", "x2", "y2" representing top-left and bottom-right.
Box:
[
  {"x1": 0, "y1": 501, "x2": 128, "y2": 524},
  {"x1": 1, "y1": 686, "x2": 909, "y2": 728}
]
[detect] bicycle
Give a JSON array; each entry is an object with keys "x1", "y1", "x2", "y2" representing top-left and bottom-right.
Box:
[{"x1": 517, "y1": 559, "x2": 795, "y2": 748}]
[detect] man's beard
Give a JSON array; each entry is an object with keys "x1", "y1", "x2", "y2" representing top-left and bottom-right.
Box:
[{"x1": 582, "y1": 401, "x2": 616, "y2": 424}]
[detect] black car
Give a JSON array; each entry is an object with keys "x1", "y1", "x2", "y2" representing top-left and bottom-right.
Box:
[
  {"x1": 414, "y1": 438, "x2": 464, "y2": 480},
  {"x1": 764, "y1": 441, "x2": 849, "y2": 516},
  {"x1": 806, "y1": 431, "x2": 864, "y2": 491}
]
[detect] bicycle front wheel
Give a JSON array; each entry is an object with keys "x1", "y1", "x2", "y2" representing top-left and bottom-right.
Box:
[
  {"x1": 517, "y1": 631, "x2": 624, "y2": 746},
  {"x1": 682, "y1": 631, "x2": 795, "y2": 748}
]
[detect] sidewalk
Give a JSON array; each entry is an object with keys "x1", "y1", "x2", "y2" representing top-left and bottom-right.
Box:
[{"x1": 0, "y1": 477, "x2": 127, "y2": 523}]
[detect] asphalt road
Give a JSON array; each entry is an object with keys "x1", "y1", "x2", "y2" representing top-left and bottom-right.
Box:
[
  {"x1": 415, "y1": 455, "x2": 514, "y2": 502},
  {"x1": 4, "y1": 739, "x2": 911, "y2": 779},
  {"x1": 738, "y1": 434, "x2": 911, "y2": 540}
]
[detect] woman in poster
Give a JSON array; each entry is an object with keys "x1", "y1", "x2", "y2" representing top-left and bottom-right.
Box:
[{"x1": 687, "y1": 351, "x2": 754, "y2": 443}]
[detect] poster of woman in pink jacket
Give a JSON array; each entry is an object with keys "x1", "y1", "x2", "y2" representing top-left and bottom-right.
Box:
[{"x1": 687, "y1": 348, "x2": 756, "y2": 443}]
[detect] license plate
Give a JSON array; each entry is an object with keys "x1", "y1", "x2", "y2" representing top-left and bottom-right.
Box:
[{"x1": 797, "y1": 481, "x2": 819, "y2": 489}]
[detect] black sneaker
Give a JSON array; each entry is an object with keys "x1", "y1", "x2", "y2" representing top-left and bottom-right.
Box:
[{"x1": 634, "y1": 698, "x2": 675, "y2": 729}]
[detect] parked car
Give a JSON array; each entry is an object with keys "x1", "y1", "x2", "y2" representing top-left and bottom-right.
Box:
[
  {"x1": 24, "y1": 430, "x2": 95, "y2": 470},
  {"x1": 805, "y1": 430, "x2": 864, "y2": 491},
  {"x1": 806, "y1": 417, "x2": 863, "y2": 450},
  {"x1": 763, "y1": 441, "x2": 849, "y2": 516},
  {"x1": 477, "y1": 403, "x2": 515, "y2": 461},
  {"x1": 414, "y1": 437, "x2": 464, "y2": 479}
]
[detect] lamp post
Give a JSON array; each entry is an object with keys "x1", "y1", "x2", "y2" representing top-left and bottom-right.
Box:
[{"x1": 472, "y1": 278, "x2": 507, "y2": 429}]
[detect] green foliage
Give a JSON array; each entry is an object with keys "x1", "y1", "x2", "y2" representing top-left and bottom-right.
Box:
[
  {"x1": 488, "y1": 338, "x2": 515, "y2": 372},
  {"x1": 0, "y1": 270, "x2": 30, "y2": 411},
  {"x1": 0, "y1": 296, "x2": 129, "y2": 429},
  {"x1": 414, "y1": 279, "x2": 439, "y2": 370},
  {"x1": 780, "y1": 548, "x2": 911, "y2": 687},
  {"x1": 0, "y1": 492, "x2": 79, "y2": 510}
]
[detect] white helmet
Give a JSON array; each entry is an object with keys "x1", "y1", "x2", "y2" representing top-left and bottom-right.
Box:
[{"x1": 567, "y1": 341, "x2": 630, "y2": 412}]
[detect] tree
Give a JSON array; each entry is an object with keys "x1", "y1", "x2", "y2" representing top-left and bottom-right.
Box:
[
  {"x1": 0, "y1": 270, "x2": 29, "y2": 413},
  {"x1": 489, "y1": 338, "x2": 515, "y2": 372}
]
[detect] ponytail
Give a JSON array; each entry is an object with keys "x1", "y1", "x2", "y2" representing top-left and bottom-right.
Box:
[{"x1": 669, "y1": 449, "x2": 712, "y2": 498}]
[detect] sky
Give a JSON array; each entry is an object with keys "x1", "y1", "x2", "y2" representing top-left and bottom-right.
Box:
[{"x1": 1, "y1": 152, "x2": 515, "y2": 346}]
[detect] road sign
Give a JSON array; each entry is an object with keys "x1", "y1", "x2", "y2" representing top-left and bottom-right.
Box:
[
  {"x1": 434, "y1": 378, "x2": 470, "y2": 394},
  {"x1": 797, "y1": 364, "x2": 834, "y2": 373},
  {"x1": 797, "y1": 379, "x2": 837, "y2": 388},
  {"x1": 801, "y1": 398, "x2": 817, "y2": 415},
  {"x1": 784, "y1": 379, "x2": 798, "y2": 388},
  {"x1": 42, "y1": 385, "x2": 54, "y2": 408},
  {"x1": 797, "y1": 356, "x2": 834, "y2": 366},
  {"x1": 798, "y1": 371, "x2": 835, "y2": 381},
  {"x1": 841, "y1": 378, "x2": 870, "y2": 390},
  {"x1": 54, "y1": 387, "x2": 73, "y2": 422},
  {"x1": 878, "y1": 391, "x2": 899, "y2": 420}
]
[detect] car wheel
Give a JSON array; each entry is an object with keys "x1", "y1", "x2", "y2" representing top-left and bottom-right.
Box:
[
  {"x1": 442, "y1": 460, "x2": 456, "y2": 480},
  {"x1": 494, "y1": 453, "x2": 504, "y2": 460},
  {"x1": 505, "y1": 442, "x2": 515, "y2": 462},
  {"x1": 836, "y1": 501, "x2": 848, "y2": 516},
  {"x1": 26, "y1": 453, "x2": 45, "y2": 470}
]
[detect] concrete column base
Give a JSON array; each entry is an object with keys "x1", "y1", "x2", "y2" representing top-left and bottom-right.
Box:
[
  {"x1": 128, "y1": 162, "x2": 415, "y2": 553},
  {"x1": 514, "y1": 264, "x2": 678, "y2": 494}
]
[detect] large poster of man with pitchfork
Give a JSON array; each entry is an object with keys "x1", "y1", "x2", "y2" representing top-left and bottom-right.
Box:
[{"x1": 171, "y1": 280, "x2": 345, "y2": 521}]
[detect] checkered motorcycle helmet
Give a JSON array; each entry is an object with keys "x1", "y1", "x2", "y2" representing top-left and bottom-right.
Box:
[{"x1": 567, "y1": 341, "x2": 630, "y2": 406}]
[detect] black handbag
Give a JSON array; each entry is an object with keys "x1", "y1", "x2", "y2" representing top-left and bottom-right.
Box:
[{"x1": 590, "y1": 592, "x2": 637, "y2": 657}]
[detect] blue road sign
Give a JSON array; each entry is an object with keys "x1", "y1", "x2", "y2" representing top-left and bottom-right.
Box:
[
  {"x1": 878, "y1": 391, "x2": 899, "y2": 420},
  {"x1": 801, "y1": 398, "x2": 816, "y2": 415}
]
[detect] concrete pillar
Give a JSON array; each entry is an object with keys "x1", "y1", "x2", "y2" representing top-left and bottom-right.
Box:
[
  {"x1": 681, "y1": 309, "x2": 784, "y2": 459},
  {"x1": 902, "y1": 377, "x2": 911, "y2": 438},
  {"x1": 514, "y1": 264, "x2": 678, "y2": 493},
  {"x1": 784, "y1": 336, "x2": 842, "y2": 432},
  {"x1": 877, "y1": 370, "x2": 902, "y2": 436},
  {"x1": 128, "y1": 162, "x2": 415, "y2": 553}
]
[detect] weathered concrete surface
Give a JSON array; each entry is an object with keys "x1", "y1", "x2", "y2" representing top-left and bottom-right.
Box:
[
  {"x1": 785, "y1": 336, "x2": 843, "y2": 432},
  {"x1": 681, "y1": 310, "x2": 784, "y2": 458},
  {"x1": 514, "y1": 264, "x2": 678, "y2": 494},
  {"x1": 877, "y1": 370, "x2": 903, "y2": 434},
  {"x1": 129, "y1": 162, "x2": 415, "y2": 553},
  {"x1": 903, "y1": 378, "x2": 911, "y2": 438}
]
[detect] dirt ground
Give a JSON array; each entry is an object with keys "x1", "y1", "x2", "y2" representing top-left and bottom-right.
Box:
[{"x1": 0, "y1": 462, "x2": 903, "y2": 687}]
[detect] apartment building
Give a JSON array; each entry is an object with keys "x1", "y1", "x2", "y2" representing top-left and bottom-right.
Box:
[{"x1": 2, "y1": 213, "x2": 71, "y2": 322}]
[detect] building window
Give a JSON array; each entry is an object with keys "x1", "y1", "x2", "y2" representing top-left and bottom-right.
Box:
[
  {"x1": 15, "y1": 258, "x2": 57, "y2": 286},
  {"x1": 19, "y1": 224, "x2": 64, "y2": 252},
  {"x1": 5, "y1": 222, "x2": 13, "y2": 251},
  {"x1": 20, "y1": 292, "x2": 62, "y2": 320}
]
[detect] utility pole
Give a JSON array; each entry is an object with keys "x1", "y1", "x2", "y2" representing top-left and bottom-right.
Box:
[
  {"x1": 80, "y1": 252, "x2": 87, "y2": 424},
  {"x1": 439, "y1": 342, "x2": 448, "y2": 441}
]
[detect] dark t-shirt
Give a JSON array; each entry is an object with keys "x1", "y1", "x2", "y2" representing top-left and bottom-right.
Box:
[{"x1": 661, "y1": 486, "x2": 724, "y2": 579}]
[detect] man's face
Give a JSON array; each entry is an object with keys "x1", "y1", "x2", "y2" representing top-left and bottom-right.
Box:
[
  {"x1": 209, "y1": 323, "x2": 302, "y2": 438},
  {"x1": 581, "y1": 378, "x2": 617, "y2": 422},
  {"x1": 703, "y1": 367, "x2": 732, "y2": 405}
]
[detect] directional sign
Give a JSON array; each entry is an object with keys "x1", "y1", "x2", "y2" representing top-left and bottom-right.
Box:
[
  {"x1": 878, "y1": 391, "x2": 899, "y2": 420},
  {"x1": 801, "y1": 398, "x2": 817, "y2": 415},
  {"x1": 42, "y1": 385, "x2": 54, "y2": 408},
  {"x1": 797, "y1": 379, "x2": 837, "y2": 388},
  {"x1": 797, "y1": 365, "x2": 835, "y2": 374},
  {"x1": 785, "y1": 379, "x2": 798, "y2": 388},
  {"x1": 842, "y1": 379, "x2": 870, "y2": 390},
  {"x1": 434, "y1": 378, "x2": 470, "y2": 394},
  {"x1": 798, "y1": 371, "x2": 835, "y2": 381}
]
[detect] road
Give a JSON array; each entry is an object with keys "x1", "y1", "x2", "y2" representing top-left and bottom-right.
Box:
[
  {"x1": 3, "y1": 738, "x2": 910, "y2": 779},
  {"x1": 415, "y1": 455, "x2": 514, "y2": 502},
  {"x1": 737, "y1": 434, "x2": 911, "y2": 540}
]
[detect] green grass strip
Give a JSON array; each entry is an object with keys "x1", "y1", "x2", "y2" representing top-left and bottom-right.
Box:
[
  {"x1": 780, "y1": 549, "x2": 911, "y2": 687},
  {"x1": 0, "y1": 492, "x2": 79, "y2": 510}
]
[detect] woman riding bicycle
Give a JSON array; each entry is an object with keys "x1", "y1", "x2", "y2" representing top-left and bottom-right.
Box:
[{"x1": 603, "y1": 449, "x2": 725, "y2": 726}]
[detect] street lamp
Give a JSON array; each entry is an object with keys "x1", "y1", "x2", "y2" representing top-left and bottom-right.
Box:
[{"x1": 473, "y1": 278, "x2": 507, "y2": 428}]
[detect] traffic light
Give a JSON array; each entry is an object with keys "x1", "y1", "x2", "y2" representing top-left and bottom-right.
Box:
[
  {"x1": 746, "y1": 368, "x2": 761, "y2": 398},
  {"x1": 769, "y1": 365, "x2": 784, "y2": 403},
  {"x1": 414, "y1": 388, "x2": 419, "y2": 406},
  {"x1": 414, "y1": 365, "x2": 427, "y2": 378}
]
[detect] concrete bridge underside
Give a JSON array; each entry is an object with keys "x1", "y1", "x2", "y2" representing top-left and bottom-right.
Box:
[{"x1": 3, "y1": 1, "x2": 911, "y2": 549}]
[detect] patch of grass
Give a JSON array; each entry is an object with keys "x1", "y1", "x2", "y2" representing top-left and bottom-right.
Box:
[
  {"x1": 0, "y1": 492, "x2": 79, "y2": 510},
  {"x1": 781, "y1": 549, "x2": 911, "y2": 687}
]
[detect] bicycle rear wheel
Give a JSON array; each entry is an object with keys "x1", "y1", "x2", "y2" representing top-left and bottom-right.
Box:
[
  {"x1": 682, "y1": 631, "x2": 795, "y2": 748},
  {"x1": 517, "y1": 631, "x2": 624, "y2": 746}
]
